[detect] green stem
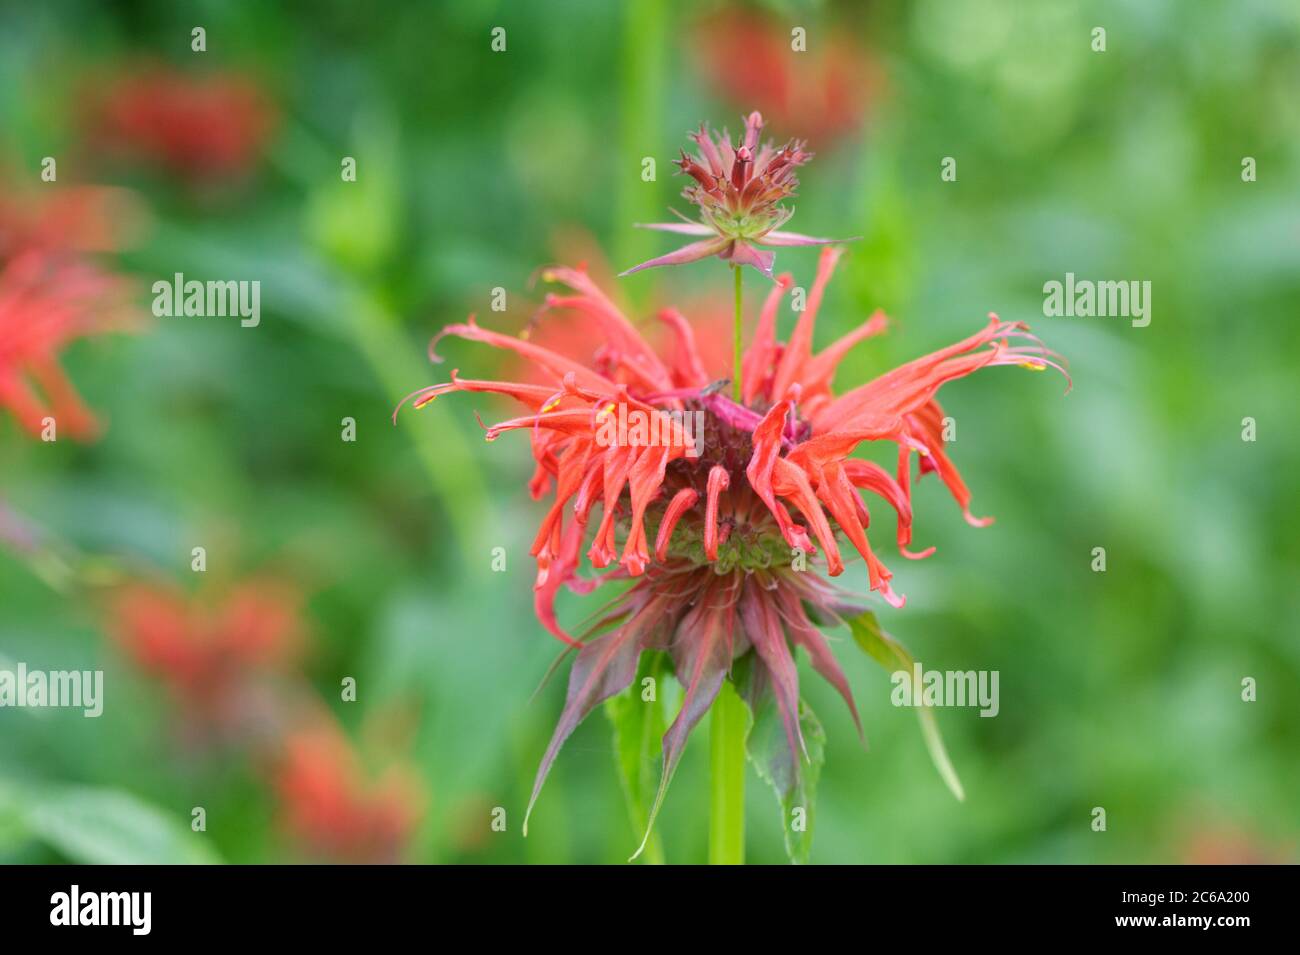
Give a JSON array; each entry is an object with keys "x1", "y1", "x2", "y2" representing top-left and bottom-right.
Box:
[
  {"x1": 708, "y1": 679, "x2": 747, "y2": 864},
  {"x1": 732, "y1": 265, "x2": 743, "y2": 402}
]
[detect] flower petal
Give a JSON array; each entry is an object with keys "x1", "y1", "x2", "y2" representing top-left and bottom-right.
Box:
[
  {"x1": 632, "y1": 221, "x2": 716, "y2": 236},
  {"x1": 760, "y1": 230, "x2": 860, "y2": 247},
  {"x1": 740, "y1": 272, "x2": 794, "y2": 405},
  {"x1": 720, "y1": 239, "x2": 775, "y2": 278},
  {"x1": 618, "y1": 237, "x2": 730, "y2": 276}
]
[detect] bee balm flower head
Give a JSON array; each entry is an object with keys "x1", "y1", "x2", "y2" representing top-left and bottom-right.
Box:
[
  {"x1": 621, "y1": 111, "x2": 855, "y2": 278},
  {"x1": 398, "y1": 251, "x2": 1067, "y2": 855}
]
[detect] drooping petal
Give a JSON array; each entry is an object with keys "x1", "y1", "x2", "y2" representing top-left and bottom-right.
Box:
[
  {"x1": 620, "y1": 444, "x2": 674, "y2": 575},
  {"x1": 774, "y1": 586, "x2": 863, "y2": 742},
  {"x1": 745, "y1": 392, "x2": 814, "y2": 553},
  {"x1": 814, "y1": 460, "x2": 902, "y2": 607},
  {"x1": 654, "y1": 487, "x2": 699, "y2": 562},
  {"x1": 740, "y1": 575, "x2": 805, "y2": 762},
  {"x1": 841, "y1": 457, "x2": 931, "y2": 557},
  {"x1": 618, "y1": 236, "x2": 730, "y2": 277},
  {"x1": 904, "y1": 417, "x2": 994, "y2": 528},
  {"x1": 771, "y1": 456, "x2": 843, "y2": 576},
  {"x1": 588, "y1": 443, "x2": 635, "y2": 568},
  {"x1": 532, "y1": 515, "x2": 587, "y2": 647},
  {"x1": 525, "y1": 590, "x2": 675, "y2": 835},
  {"x1": 632, "y1": 575, "x2": 740, "y2": 860},
  {"x1": 720, "y1": 239, "x2": 775, "y2": 278},
  {"x1": 703, "y1": 464, "x2": 731, "y2": 561}
]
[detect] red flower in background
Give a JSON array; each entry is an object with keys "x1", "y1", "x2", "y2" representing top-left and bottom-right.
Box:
[
  {"x1": 273, "y1": 726, "x2": 422, "y2": 863},
  {"x1": 85, "y1": 65, "x2": 276, "y2": 183},
  {"x1": 0, "y1": 183, "x2": 145, "y2": 260},
  {"x1": 108, "y1": 579, "x2": 303, "y2": 734},
  {"x1": 399, "y1": 250, "x2": 1066, "y2": 853},
  {"x1": 690, "y1": 7, "x2": 879, "y2": 150},
  {"x1": 107, "y1": 577, "x2": 424, "y2": 861},
  {"x1": 0, "y1": 252, "x2": 137, "y2": 440}
]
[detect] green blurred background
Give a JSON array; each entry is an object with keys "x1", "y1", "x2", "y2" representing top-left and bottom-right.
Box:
[{"x1": 1, "y1": 0, "x2": 1297, "y2": 863}]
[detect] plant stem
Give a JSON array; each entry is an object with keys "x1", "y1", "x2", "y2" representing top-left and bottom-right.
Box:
[
  {"x1": 708, "y1": 679, "x2": 747, "y2": 864},
  {"x1": 732, "y1": 265, "x2": 743, "y2": 402}
]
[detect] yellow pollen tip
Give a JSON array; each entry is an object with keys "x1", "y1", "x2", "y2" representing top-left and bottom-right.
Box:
[
  {"x1": 413, "y1": 395, "x2": 437, "y2": 410},
  {"x1": 1019, "y1": 361, "x2": 1047, "y2": 372},
  {"x1": 541, "y1": 398, "x2": 561, "y2": 413},
  {"x1": 596, "y1": 403, "x2": 616, "y2": 419}
]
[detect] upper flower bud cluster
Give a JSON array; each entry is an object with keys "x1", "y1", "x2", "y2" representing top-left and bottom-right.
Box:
[
  {"x1": 677, "y1": 111, "x2": 809, "y2": 242},
  {"x1": 621, "y1": 110, "x2": 853, "y2": 279}
]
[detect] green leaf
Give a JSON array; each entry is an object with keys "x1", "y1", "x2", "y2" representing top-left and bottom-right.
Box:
[
  {"x1": 847, "y1": 610, "x2": 966, "y2": 802},
  {"x1": 0, "y1": 782, "x2": 32, "y2": 855},
  {"x1": 604, "y1": 652, "x2": 668, "y2": 864},
  {"x1": 746, "y1": 693, "x2": 825, "y2": 864},
  {"x1": 23, "y1": 786, "x2": 222, "y2": 865}
]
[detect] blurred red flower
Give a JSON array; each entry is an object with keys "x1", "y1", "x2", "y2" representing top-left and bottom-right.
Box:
[
  {"x1": 108, "y1": 579, "x2": 303, "y2": 729},
  {"x1": 272, "y1": 725, "x2": 422, "y2": 863},
  {"x1": 0, "y1": 183, "x2": 145, "y2": 259},
  {"x1": 84, "y1": 65, "x2": 277, "y2": 183},
  {"x1": 690, "y1": 7, "x2": 880, "y2": 150},
  {"x1": 0, "y1": 251, "x2": 137, "y2": 440}
]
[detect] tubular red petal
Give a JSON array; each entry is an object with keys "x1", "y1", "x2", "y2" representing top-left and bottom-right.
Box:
[
  {"x1": 657, "y1": 308, "x2": 709, "y2": 388},
  {"x1": 432, "y1": 317, "x2": 618, "y2": 393},
  {"x1": 587, "y1": 444, "x2": 634, "y2": 568},
  {"x1": 797, "y1": 309, "x2": 888, "y2": 414},
  {"x1": 741, "y1": 272, "x2": 793, "y2": 405},
  {"x1": 770, "y1": 245, "x2": 844, "y2": 400},
  {"x1": 841, "y1": 457, "x2": 921, "y2": 553},
  {"x1": 746, "y1": 394, "x2": 814, "y2": 552},
  {"x1": 771, "y1": 457, "x2": 843, "y2": 576},
  {"x1": 812, "y1": 317, "x2": 1025, "y2": 433},
  {"x1": 815, "y1": 460, "x2": 898, "y2": 602},
  {"x1": 532, "y1": 517, "x2": 587, "y2": 648},
  {"x1": 654, "y1": 487, "x2": 700, "y2": 562},
  {"x1": 620, "y1": 444, "x2": 677, "y2": 576},
  {"x1": 703, "y1": 464, "x2": 731, "y2": 561}
]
